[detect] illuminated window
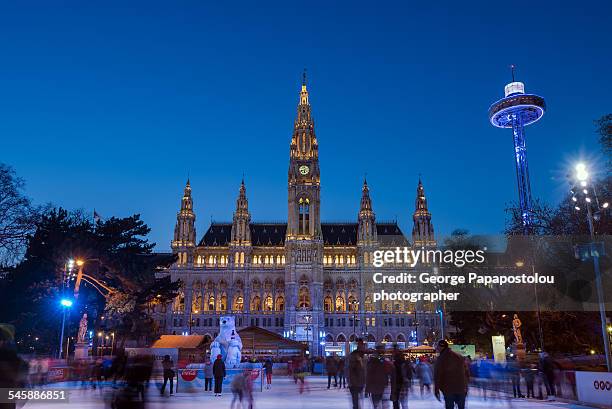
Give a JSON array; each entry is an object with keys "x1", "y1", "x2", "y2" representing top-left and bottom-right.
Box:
[
  {"x1": 251, "y1": 296, "x2": 261, "y2": 311},
  {"x1": 234, "y1": 295, "x2": 244, "y2": 312},
  {"x1": 264, "y1": 296, "x2": 273, "y2": 311},
  {"x1": 298, "y1": 287, "x2": 310, "y2": 309},
  {"x1": 208, "y1": 295, "x2": 215, "y2": 311},
  {"x1": 275, "y1": 296, "x2": 285, "y2": 311},
  {"x1": 335, "y1": 295, "x2": 345, "y2": 312},
  {"x1": 324, "y1": 296, "x2": 333, "y2": 312},
  {"x1": 298, "y1": 197, "x2": 310, "y2": 235}
]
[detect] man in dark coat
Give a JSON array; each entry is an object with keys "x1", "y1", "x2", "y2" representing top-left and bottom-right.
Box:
[
  {"x1": 434, "y1": 340, "x2": 470, "y2": 409},
  {"x1": 366, "y1": 345, "x2": 391, "y2": 409},
  {"x1": 325, "y1": 354, "x2": 338, "y2": 388},
  {"x1": 213, "y1": 354, "x2": 226, "y2": 396},
  {"x1": 348, "y1": 338, "x2": 366, "y2": 409},
  {"x1": 391, "y1": 348, "x2": 408, "y2": 409}
]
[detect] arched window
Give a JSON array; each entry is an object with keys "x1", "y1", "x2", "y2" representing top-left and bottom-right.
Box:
[
  {"x1": 298, "y1": 287, "x2": 310, "y2": 309},
  {"x1": 233, "y1": 295, "x2": 244, "y2": 312},
  {"x1": 219, "y1": 294, "x2": 227, "y2": 311},
  {"x1": 298, "y1": 197, "x2": 310, "y2": 235},
  {"x1": 348, "y1": 295, "x2": 358, "y2": 312},
  {"x1": 264, "y1": 295, "x2": 273, "y2": 311},
  {"x1": 335, "y1": 295, "x2": 345, "y2": 312},
  {"x1": 208, "y1": 295, "x2": 215, "y2": 311},
  {"x1": 251, "y1": 296, "x2": 261, "y2": 311},
  {"x1": 324, "y1": 296, "x2": 333, "y2": 312},
  {"x1": 275, "y1": 296, "x2": 285, "y2": 311},
  {"x1": 173, "y1": 289, "x2": 185, "y2": 312},
  {"x1": 365, "y1": 295, "x2": 374, "y2": 312}
]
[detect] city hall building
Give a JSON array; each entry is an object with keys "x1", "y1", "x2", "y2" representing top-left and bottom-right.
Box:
[{"x1": 156, "y1": 77, "x2": 441, "y2": 356}]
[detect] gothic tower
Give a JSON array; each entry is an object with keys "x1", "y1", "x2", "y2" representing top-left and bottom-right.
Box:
[
  {"x1": 412, "y1": 177, "x2": 436, "y2": 247},
  {"x1": 230, "y1": 179, "x2": 252, "y2": 266},
  {"x1": 357, "y1": 177, "x2": 377, "y2": 246},
  {"x1": 285, "y1": 72, "x2": 324, "y2": 354},
  {"x1": 172, "y1": 179, "x2": 196, "y2": 266}
]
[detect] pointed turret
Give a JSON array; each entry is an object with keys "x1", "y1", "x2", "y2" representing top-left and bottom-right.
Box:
[
  {"x1": 172, "y1": 179, "x2": 196, "y2": 265},
  {"x1": 412, "y1": 177, "x2": 436, "y2": 247},
  {"x1": 289, "y1": 69, "x2": 319, "y2": 163},
  {"x1": 358, "y1": 177, "x2": 377, "y2": 245},
  {"x1": 231, "y1": 178, "x2": 251, "y2": 245},
  {"x1": 287, "y1": 71, "x2": 322, "y2": 240}
]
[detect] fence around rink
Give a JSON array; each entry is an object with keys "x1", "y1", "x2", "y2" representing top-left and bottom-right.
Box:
[{"x1": 177, "y1": 363, "x2": 264, "y2": 393}]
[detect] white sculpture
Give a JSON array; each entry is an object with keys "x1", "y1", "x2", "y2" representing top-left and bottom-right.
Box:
[
  {"x1": 210, "y1": 341, "x2": 221, "y2": 361},
  {"x1": 225, "y1": 338, "x2": 242, "y2": 367},
  {"x1": 211, "y1": 316, "x2": 242, "y2": 368}
]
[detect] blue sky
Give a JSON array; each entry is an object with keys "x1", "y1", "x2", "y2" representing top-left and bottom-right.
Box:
[{"x1": 1, "y1": 1, "x2": 610, "y2": 250}]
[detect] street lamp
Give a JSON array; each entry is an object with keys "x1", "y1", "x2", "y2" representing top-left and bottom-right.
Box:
[
  {"x1": 303, "y1": 314, "x2": 312, "y2": 354},
  {"x1": 351, "y1": 300, "x2": 360, "y2": 341},
  {"x1": 571, "y1": 162, "x2": 611, "y2": 372},
  {"x1": 58, "y1": 298, "x2": 73, "y2": 359}
]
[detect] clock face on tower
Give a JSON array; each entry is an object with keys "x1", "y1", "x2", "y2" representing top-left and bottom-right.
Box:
[{"x1": 299, "y1": 165, "x2": 310, "y2": 175}]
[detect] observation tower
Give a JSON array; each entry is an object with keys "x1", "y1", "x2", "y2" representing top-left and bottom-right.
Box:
[{"x1": 488, "y1": 67, "x2": 546, "y2": 234}]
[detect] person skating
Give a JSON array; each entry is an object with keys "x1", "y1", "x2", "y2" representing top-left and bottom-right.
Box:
[
  {"x1": 348, "y1": 338, "x2": 366, "y2": 409},
  {"x1": 230, "y1": 371, "x2": 246, "y2": 409},
  {"x1": 433, "y1": 340, "x2": 470, "y2": 409},
  {"x1": 366, "y1": 345, "x2": 392, "y2": 409},
  {"x1": 213, "y1": 354, "x2": 226, "y2": 397},
  {"x1": 160, "y1": 355, "x2": 175, "y2": 396},
  {"x1": 264, "y1": 357, "x2": 273, "y2": 389},
  {"x1": 391, "y1": 348, "x2": 409, "y2": 409},
  {"x1": 203, "y1": 357, "x2": 213, "y2": 392},
  {"x1": 415, "y1": 357, "x2": 433, "y2": 397},
  {"x1": 337, "y1": 356, "x2": 346, "y2": 388},
  {"x1": 326, "y1": 354, "x2": 338, "y2": 389}
]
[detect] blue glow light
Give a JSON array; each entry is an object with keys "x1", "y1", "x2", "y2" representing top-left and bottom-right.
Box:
[{"x1": 60, "y1": 299, "x2": 73, "y2": 307}]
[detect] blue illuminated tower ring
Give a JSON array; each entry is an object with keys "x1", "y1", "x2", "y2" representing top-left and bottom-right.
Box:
[{"x1": 488, "y1": 71, "x2": 546, "y2": 234}]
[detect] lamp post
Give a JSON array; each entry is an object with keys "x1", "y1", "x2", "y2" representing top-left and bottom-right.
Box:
[
  {"x1": 351, "y1": 300, "x2": 360, "y2": 342},
  {"x1": 189, "y1": 308, "x2": 198, "y2": 335},
  {"x1": 571, "y1": 163, "x2": 610, "y2": 372},
  {"x1": 303, "y1": 314, "x2": 312, "y2": 354},
  {"x1": 58, "y1": 298, "x2": 73, "y2": 359}
]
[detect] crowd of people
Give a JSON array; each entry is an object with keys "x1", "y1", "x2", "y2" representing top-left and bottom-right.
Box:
[{"x1": 1, "y1": 321, "x2": 565, "y2": 409}]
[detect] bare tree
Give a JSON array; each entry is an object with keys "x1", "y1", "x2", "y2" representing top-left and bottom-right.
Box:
[{"x1": 0, "y1": 164, "x2": 39, "y2": 265}]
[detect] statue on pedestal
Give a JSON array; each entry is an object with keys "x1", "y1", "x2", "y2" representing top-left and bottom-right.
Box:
[
  {"x1": 512, "y1": 314, "x2": 523, "y2": 345},
  {"x1": 77, "y1": 313, "x2": 88, "y2": 344}
]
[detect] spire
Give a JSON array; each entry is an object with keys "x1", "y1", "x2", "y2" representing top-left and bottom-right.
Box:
[
  {"x1": 299, "y1": 69, "x2": 309, "y2": 106},
  {"x1": 360, "y1": 178, "x2": 373, "y2": 212},
  {"x1": 172, "y1": 179, "x2": 196, "y2": 264},
  {"x1": 291, "y1": 71, "x2": 317, "y2": 161},
  {"x1": 412, "y1": 177, "x2": 435, "y2": 247},
  {"x1": 231, "y1": 179, "x2": 251, "y2": 245},
  {"x1": 415, "y1": 176, "x2": 427, "y2": 211},
  {"x1": 358, "y1": 178, "x2": 377, "y2": 246}
]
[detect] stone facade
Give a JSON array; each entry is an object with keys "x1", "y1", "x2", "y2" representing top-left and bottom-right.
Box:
[{"x1": 155, "y1": 76, "x2": 441, "y2": 355}]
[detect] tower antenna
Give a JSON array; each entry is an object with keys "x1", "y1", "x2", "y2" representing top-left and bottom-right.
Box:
[
  {"x1": 302, "y1": 68, "x2": 307, "y2": 86},
  {"x1": 510, "y1": 64, "x2": 516, "y2": 82}
]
